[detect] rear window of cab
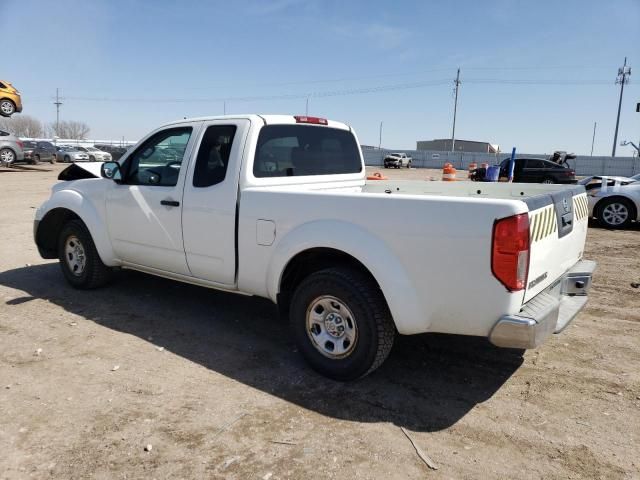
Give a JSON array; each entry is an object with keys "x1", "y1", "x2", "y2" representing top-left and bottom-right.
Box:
[{"x1": 253, "y1": 125, "x2": 362, "y2": 178}]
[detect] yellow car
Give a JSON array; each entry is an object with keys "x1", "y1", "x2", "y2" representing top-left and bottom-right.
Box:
[{"x1": 0, "y1": 80, "x2": 22, "y2": 117}]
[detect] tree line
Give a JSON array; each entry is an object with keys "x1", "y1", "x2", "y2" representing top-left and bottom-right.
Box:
[{"x1": 0, "y1": 115, "x2": 90, "y2": 139}]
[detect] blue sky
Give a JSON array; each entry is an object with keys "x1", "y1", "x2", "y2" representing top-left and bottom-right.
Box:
[{"x1": 4, "y1": 0, "x2": 639, "y2": 155}]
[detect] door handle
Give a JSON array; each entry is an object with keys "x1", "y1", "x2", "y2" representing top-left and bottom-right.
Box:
[{"x1": 161, "y1": 199, "x2": 180, "y2": 207}]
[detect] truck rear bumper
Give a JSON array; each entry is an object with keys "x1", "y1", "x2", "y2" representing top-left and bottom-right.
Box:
[{"x1": 489, "y1": 259, "x2": 596, "y2": 349}]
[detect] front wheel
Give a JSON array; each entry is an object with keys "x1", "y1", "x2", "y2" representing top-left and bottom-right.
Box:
[
  {"x1": 0, "y1": 99, "x2": 16, "y2": 116},
  {"x1": 58, "y1": 219, "x2": 113, "y2": 289},
  {"x1": 597, "y1": 198, "x2": 635, "y2": 229},
  {"x1": 64, "y1": 155, "x2": 71, "y2": 163},
  {"x1": 0, "y1": 147, "x2": 15, "y2": 165},
  {"x1": 33, "y1": 154, "x2": 40, "y2": 165},
  {"x1": 89, "y1": 155, "x2": 95, "y2": 162},
  {"x1": 290, "y1": 267, "x2": 395, "y2": 381},
  {"x1": 407, "y1": 161, "x2": 412, "y2": 169}
]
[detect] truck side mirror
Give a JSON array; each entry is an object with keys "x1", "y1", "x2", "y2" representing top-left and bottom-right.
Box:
[{"x1": 101, "y1": 161, "x2": 122, "y2": 182}]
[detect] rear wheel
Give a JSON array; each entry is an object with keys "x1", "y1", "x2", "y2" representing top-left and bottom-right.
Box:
[
  {"x1": 0, "y1": 99, "x2": 16, "y2": 116},
  {"x1": 597, "y1": 197, "x2": 635, "y2": 229},
  {"x1": 33, "y1": 154, "x2": 40, "y2": 165},
  {"x1": 89, "y1": 155, "x2": 95, "y2": 162},
  {"x1": 0, "y1": 148, "x2": 15, "y2": 165},
  {"x1": 407, "y1": 161, "x2": 412, "y2": 169},
  {"x1": 64, "y1": 155, "x2": 70, "y2": 163},
  {"x1": 290, "y1": 267, "x2": 395, "y2": 381},
  {"x1": 58, "y1": 219, "x2": 113, "y2": 289},
  {"x1": 541, "y1": 177, "x2": 554, "y2": 184}
]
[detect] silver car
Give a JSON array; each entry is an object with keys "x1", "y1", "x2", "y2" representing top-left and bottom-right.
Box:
[
  {"x1": 0, "y1": 129, "x2": 24, "y2": 165},
  {"x1": 56, "y1": 145, "x2": 90, "y2": 163},
  {"x1": 580, "y1": 176, "x2": 640, "y2": 228},
  {"x1": 73, "y1": 145, "x2": 112, "y2": 162}
]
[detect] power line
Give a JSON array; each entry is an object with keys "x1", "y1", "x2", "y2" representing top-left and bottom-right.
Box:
[{"x1": 58, "y1": 77, "x2": 617, "y2": 105}]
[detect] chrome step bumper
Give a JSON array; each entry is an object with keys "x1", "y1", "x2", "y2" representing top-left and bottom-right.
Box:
[{"x1": 489, "y1": 260, "x2": 596, "y2": 349}]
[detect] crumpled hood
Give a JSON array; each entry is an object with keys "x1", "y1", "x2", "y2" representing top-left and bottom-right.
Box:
[{"x1": 58, "y1": 162, "x2": 104, "y2": 181}]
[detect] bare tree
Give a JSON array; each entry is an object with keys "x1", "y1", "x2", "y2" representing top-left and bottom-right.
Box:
[
  {"x1": 0, "y1": 115, "x2": 44, "y2": 138},
  {"x1": 50, "y1": 120, "x2": 91, "y2": 140}
]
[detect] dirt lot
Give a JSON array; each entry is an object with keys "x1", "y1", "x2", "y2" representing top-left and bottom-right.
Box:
[{"x1": 1, "y1": 164, "x2": 639, "y2": 479}]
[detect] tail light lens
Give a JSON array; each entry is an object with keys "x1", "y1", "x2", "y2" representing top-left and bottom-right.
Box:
[
  {"x1": 294, "y1": 115, "x2": 328, "y2": 125},
  {"x1": 17, "y1": 140, "x2": 23, "y2": 149},
  {"x1": 492, "y1": 213, "x2": 530, "y2": 291}
]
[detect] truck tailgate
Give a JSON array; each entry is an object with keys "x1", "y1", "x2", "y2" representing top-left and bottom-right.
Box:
[{"x1": 524, "y1": 186, "x2": 590, "y2": 303}]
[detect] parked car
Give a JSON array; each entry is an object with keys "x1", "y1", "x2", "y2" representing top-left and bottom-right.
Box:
[
  {"x1": 579, "y1": 175, "x2": 639, "y2": 228},
  {"x1": 29, "y1": 141, "x2": 57, "y2": 164},
  {"x1": 631, "y1": 173, "x2": 640, "y2": 181},
  {"x1": 498, "y1": 157, "x2": 576, "y2": 184},
  {"x1": 0, "y1": 129, "x2": 24, "y2": 165},
  {"x1": 94, "y1": 144, "x2": 129, "y2": 161},
  {"x1": 35, "y1": 114, "x2": 594, "y2": 380},
  {"x1": 0, "y1": 80, "x2": 22, "y2": 117},
  {"x1": 73, "y1": 145, "x2": 112, "y2": 162},
  {"x1": 56, "y1": 145, "x2": 90, "y2": 163},
  {"x1": 384, "y1": 152, "x2": 412, "y2": 168}
]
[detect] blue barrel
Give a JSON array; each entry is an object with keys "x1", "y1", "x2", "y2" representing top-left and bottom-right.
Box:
[{"x1": 485, "y1": 165, "x2": 500, "y2": 182}]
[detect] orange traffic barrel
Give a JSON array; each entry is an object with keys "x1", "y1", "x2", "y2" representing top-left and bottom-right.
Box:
[
  {"x1": 442, "y1": 164, "x2": 457, "y2": 181},
  {"x1": 367, "y1": 171, "x2": 388, "y2": 180}
]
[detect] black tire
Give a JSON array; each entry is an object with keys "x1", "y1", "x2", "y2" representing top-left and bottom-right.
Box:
[
  {"x1": 58, "y1": 219, "x2": 113, "y2": 289},
  {"x1": 407, "y1": 161, "x2": 412, "y2": 169},
  {"x1": 64, "y1": 155, "x2": 70, "y2": 163},
  {"x1": 541, "y1": 177, "x2": 555, "y2": 184},
  {"x1": 49, "y1": 156, "x2": 55, "y2": 164},
  {"x1": 290, "y1": 267, "x2": 395, "y2": 381},
  {"x1": 33, "y1": 154, "x2": 40, "y2": 165},
  {"x1": 0, "y1": 99, "x2": 16, "y2": 117},
  {"x1": 596, "y1": 197, "x2": 635, "y2": 229},
  {"x1": 89, "y1": 155, "x2": 95, "y2": 162}
]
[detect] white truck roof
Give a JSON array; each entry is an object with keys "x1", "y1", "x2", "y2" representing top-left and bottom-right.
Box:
[{"x1": 161, "y1": 114, "x2": 351, "y2": 131}]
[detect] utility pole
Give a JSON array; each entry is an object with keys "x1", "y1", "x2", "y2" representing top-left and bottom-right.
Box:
[
  {"x1": 378, "y1": 121, "x2": 383, "y2": 150},
  {"x1": 590, "y1": 122, "x2": 597, "y2": 156},
  {"x1": 305, "y1": 96, "x2": 309, "y2": 116},
  {"x1": 451, "y1": 68, "x2": 461, "y2": 152},
  {"x1": 223, "y1": 100, "x2": 226, "y2": 115},
  {"x1": 53, "y1": 88, "x2": 63, "y2": 138},
  {"x1": 612, "y1": 57, "x2": 631, "y2": 157}
]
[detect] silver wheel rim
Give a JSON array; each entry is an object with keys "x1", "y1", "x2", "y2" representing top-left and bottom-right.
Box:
[
  {"x1": 306, "y1": 295, "x2": 358, "y2": 359},
  {"x1": 65, "y1": 235, "x2": 86, "y2": 276},
  {"x1": 0, "y1": 101, "x2": 14, "y2": 114},
  {"x1": 602, "y1": 203, "x2": 628, "y2": 226},
  {"x1": 1, "y1": 149, "x2": 14, "y2": 163}
]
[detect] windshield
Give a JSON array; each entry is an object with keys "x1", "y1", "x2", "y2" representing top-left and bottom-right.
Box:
[
  {"x1": 87, "y1": 147, "x2": 99, "y2": 152},
  {"x1": 253, "y1": 125, "x2": 361, "y2": 178}
]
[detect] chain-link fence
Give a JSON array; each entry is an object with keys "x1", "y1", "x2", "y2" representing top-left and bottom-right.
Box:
[{"x1": 363, "y1": 149, "x2": 640, "y2": 177}]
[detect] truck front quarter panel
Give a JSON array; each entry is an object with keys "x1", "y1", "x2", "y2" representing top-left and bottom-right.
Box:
[{"x1": 35, "y1": 181, "x2": 117, "y2": 266}]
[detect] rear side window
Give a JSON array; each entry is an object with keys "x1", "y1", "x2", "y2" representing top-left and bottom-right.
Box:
[
  {"x1": 193, "y1": 125, "x2": 237, "y2": 187},
  {"x1": 253, "y1": 125, "x2": 361, "y2": 177},
  {"x1": 525, "y1": 159, "x2": 546, "y2": 168}
]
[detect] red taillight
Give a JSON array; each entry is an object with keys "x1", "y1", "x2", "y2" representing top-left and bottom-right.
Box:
[
  {"x1": 491, "y1": 213, "x2": 530, "y2": 291},
  {"x1": 17, "y1": 140, "x2": 23, "y2": 149},
  {"x1": 294, "y1": 115, "x2": 328, "y2": 125}
]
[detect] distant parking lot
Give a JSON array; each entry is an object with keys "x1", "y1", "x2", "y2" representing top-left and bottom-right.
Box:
[{"x1": 1, "y1": 164, "x2": 639, "y2": 479}]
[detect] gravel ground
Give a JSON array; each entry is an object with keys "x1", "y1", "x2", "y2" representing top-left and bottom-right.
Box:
[{"x1": 0, "y1": 163, "x2": 639, "y2": 479}]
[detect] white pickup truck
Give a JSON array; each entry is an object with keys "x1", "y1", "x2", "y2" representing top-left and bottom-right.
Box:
[{"x1": 34, "y1": 115, "x2": 595, "y2": 380}]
